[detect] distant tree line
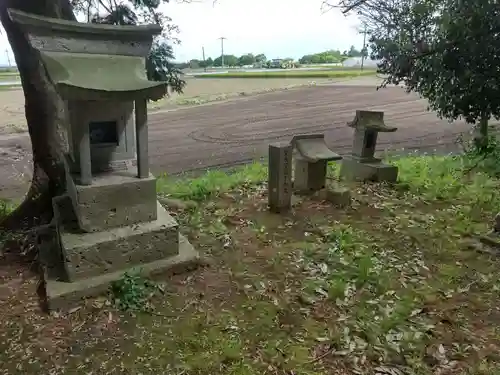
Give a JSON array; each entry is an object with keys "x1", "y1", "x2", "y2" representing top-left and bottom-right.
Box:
[
  {"x1": 175, "y1": 46, "x2": 366, "y2": 69},
  {"x1": 299, "y1": 46, "x2": 367, "y2": 64}
]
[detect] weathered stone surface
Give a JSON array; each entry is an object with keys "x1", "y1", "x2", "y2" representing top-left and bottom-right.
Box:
[
  {"x1": 347, "y1": 110, "x2": 397, "y2": 132},
  {"x1": 316, "y1": 187, "x2": 352, "y2": 207},
  {"x1": 291, "y1": 134, "x2": 342, "y2": 162},
  {"x1": 44, "y1": 233, "x2": 199, "y2": 311},
  {"x1": 352, "y1": 128, "x2": 380, "y2": 160},
  {"x1": 39, "y1": 194, "x2": 78, "y2": 282},
  {"x1": 67, "y1": 171, "x2": 157, "y2": 232},
  {"x1": 268, "y1": 143, "x2": 292, "y2": 213},
  {"x1": 340, "y1": 156, "x2": 398, "y2": 183},
  {"x1": 494, "y1": 212, "x2": 500, "y2": 232},
  {"x1": 60, "y1": 201, "x2": 178, "y2": 281},
  {"x1": 294, "y1": 157, "x2": 328, "y2": 194}
]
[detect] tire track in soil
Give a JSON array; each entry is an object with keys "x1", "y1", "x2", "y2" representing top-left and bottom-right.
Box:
[{"x1": 0, "y1": 84, "x2": 470, "y2": 199}]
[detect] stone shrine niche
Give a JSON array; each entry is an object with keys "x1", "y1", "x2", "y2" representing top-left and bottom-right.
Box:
[{"x1": 67, "y1": 100, "x2": 136, "y2": 174}]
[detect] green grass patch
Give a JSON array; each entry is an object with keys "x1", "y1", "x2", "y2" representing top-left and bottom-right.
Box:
[
  {"x1": 2, "y1": 154, "x2": 500, "y2": 374},
  {"x1": 0, "y1": 72, "x2": 20, "y2": 81},
  {"x1": 192, "y1": 69, "x2": 377, "y2": 79},
  {"x1": 156, "y1": 162, "x2": 267, "y2": 201},
  {"x1": 0, "y1": 84, "x2": 21, "y2": 91},
  {"x1": 0, "y1": 198, "x2": 14, "y2": 219}
]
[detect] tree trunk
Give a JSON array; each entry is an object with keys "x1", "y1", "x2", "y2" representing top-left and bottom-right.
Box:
[
  {"x1": 0, "y1": 0, "x2": 76, "y2": 231},
  {"x1": 473, "y1": 115, "x2": 489, "y2": 151}
]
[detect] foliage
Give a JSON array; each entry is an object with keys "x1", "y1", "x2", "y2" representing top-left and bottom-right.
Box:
[
  {"x1": 74, "y1": 0, "x2": 185, "y2": 93},
  {"x1": 255, "y1": 53, "x2": 267, "y2": 63},
  {"x1": 238, "y1": 53, "x2": 256, "y2": 66},
  {"x1": 212, "y1": 54, "x2": 239, "y2": 67},
  {"x1": 299, "y1": 49, "x2": 345, "y2": 64},
  {"x1": 204, "y1": 57, "x2": 214, "y2": 67},
  {"x1": 336, "y1": 0, "x2": 500, "y2": 129},
  {"x1": 461, "y1": 133, "x2": 500, "y2": 178},
  {"x1": 110, "y1": 272, "x2": 161, "y2": 312},
  {"x1": 146, "y1": 41, "x2": 184, "y2": 92},
  {"x1": 344, "y1": 45, "x2": 366, "y2": 58},
  {"x1": 0, "y1": 199, "x2": 14, "y2": 219}
]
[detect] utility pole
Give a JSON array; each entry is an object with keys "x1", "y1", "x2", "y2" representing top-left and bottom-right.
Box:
[
  {"x1": 360, "y1": 25, "x2": 368, "y2": 71},
  {"x1": 5, "y1": 49, "x2": 11, "y2": 67},
  {"x1": 202, "y1": 46, "x2": 206, "y2": 72},
  {"x1": 218, "y1": 37, "x2": 227, "y2": 68}
]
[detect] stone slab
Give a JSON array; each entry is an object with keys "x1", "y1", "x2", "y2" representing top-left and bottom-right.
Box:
[
  {"x1": 60, "y1": 200, "x2": 179, "y2": 281},
  {"x1": 66, "y1": 169, "x2": 157, "y2": 232},
  {"x1": 44, "y1": 233, "x2": 199, "y2": 311},
  {"x1": 339, "y1": 156, "x2": 398, "y2": 183},
  {"x1": 316, "y1": 187, "x2": 352, "y2": 207},
  {"x1": 268, "y1": 143, "x2": 292, "y2": 213}
]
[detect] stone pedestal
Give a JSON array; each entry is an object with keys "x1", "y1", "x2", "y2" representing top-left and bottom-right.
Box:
[
  {"x1": 66, "y1": 170, "x2": 158, "y2": 232},
  {"x1": 45, "y1": 233, "x2": 198, "y2": 311},
  {"x1": 340, "y1": 156, "x2": 398, "y2": 183},
  {"x1": 40, "y1": 195, "x2": 199, "y2": 310},
  {"x1": 316, "y1": 187, "x2": 352, "y2": 207},
  {"x1": 294, "y1": 156, "x2": 328, "y2": 193}
]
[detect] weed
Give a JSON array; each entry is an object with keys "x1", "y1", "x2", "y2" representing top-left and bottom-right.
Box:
[
  {"x1": 109, "y1": 272, "x2": 161, "y2": 312},
  {"x1": 0, "y1": 198, "x2": 14, "y2": 218}
]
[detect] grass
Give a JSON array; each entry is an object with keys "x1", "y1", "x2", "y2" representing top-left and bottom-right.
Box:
[
  {"x1": 0, "y1": 71, "x2": 20, "y2": 82},
  {"x1": 192, "y1": 69, "x2": 377, "y2": 79},
  {"x1": 1, "y1": 154, "x2": 500, "y2": 374}
]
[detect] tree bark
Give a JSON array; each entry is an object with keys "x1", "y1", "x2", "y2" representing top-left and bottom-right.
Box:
[
  {"x1": 473, "y1": 115, "x2": 489, "y2": 151},
  {"x1": 0, "y1": 0, "x2": 76, "y2": 231}
]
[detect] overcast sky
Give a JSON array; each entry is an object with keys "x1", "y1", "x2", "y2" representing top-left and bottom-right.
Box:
[{"x1": 0, "y1": 0, "x2": 363, "y2": 65}]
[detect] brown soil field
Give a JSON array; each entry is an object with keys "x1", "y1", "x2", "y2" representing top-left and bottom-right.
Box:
[
  {"x1": 0, "y1": 77, "x2": 469, "y2": 201},
  {"x1": 0, "y1": 76, "x2": 341, "y2": 134}
]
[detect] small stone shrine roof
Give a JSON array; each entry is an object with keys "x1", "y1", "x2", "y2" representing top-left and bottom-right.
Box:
[
  {"x1": 39, "y1": 52, "x2": 167, "y2": 101},
  {"x1": 8, "y1": 9, "x2": 168, "y2": 101},
  {"x1": 347, "y1": 110, "x2": 397, "y2": 132}
]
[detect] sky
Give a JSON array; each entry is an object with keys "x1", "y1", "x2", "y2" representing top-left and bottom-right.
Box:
[{"x1": 0, "y1": 0, "x2": 364, "y2": 65}]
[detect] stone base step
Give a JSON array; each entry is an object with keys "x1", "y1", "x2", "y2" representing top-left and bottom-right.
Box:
[
  {"x1": 59, "y1": 200, "x2": 179, "y2": 282},
  {"x1": 44, "y1": 234, "x2": 200, "y2": 311}
]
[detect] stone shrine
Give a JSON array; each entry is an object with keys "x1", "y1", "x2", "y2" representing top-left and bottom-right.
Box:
[
  {"x1": 9, "y1": 10, "x2": 199, "y2": 309},
  {"x1": 291, "y1": 134, "x2": 342, "y2": 193},
  {"x1": 340, "y1": 110, "x2": 399, "y2": 182},
  {"x1": 267, "y1": 134, "x2": 351, "y2": 213}
]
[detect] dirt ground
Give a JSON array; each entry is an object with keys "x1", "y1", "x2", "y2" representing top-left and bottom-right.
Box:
[
  {"x1": 1, "y1": 158, "x2": 499, "y2": 374},
  {"x1": 0, "y1": 77, "x2": 470, "y2": 200},
  {"x1": 0, "y1": 76, "x2": 340, "y2": 133}
]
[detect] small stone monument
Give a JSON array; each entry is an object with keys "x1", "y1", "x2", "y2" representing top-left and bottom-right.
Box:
[
  {"x1": 268, "y1": 143, "x2": 292, "y2": 213},
  {"x1": 291, "y1": 134, "x2": 343, "y2": 193},
  {"x1": 9, "y1": 10, "x2": 199, "y2": 309},
  {"x1": 340, "y1": 110, "x2": 398, "y2": 182}
]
